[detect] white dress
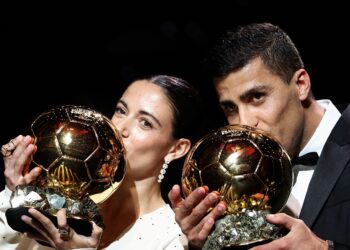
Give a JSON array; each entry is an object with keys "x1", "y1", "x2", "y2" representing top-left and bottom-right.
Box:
[
  {"x1": 107, "y1": 204, "x2": 187, "y2": 249},
  {"x1": 0, "y1": 187, "x2": 187, "y2": 250}
]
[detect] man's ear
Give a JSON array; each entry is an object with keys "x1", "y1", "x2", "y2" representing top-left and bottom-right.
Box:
[
  {"x1": 292, "y1": 69, "x2": 312, "y2": 101},
  {"x1": 166, "y1": 138, "x2": 191, "y2": 161}
]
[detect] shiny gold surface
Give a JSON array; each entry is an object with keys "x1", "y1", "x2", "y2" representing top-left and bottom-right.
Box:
[
  {"x1": 182, "y1": 124, "x2": 293, "y2": 214},
  {"x1": 29, "y1": 105, "x2": 126, "y2": 204}
]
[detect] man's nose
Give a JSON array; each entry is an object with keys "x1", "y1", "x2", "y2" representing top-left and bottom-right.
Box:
[{"x1": 239, "y1": 109, "x2": 258, "y2": 128}]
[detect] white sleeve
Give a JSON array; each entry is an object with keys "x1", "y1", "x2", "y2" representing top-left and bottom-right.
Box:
[
  {"x1": 0, "y1": 186, "x2": 13, "y2": 211},
  {"x1": 0, "y1": 186, "x2": 24, "y2": 249}
]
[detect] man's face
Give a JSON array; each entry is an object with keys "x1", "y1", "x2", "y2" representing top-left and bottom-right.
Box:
[{"x1": 214, "y1": 57, "x2": 304, "y2": 156}]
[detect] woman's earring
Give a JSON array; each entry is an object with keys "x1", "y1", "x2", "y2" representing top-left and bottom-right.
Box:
[{"x1": 158, "y1": 159, "x2": 170, "y2": 183}]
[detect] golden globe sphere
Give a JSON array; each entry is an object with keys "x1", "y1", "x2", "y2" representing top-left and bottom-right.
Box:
[
  {"x1": 6, "y1": 105, "x2": 126, "y2": 236},
  {"x1": 182, "y1": 125, "x2": 293, "y2": 249},
  {"x1": 30, "y1": 105, "x2": 126, "y2": 204},
  {"x1": 182, "y1": 124, "x2": 292, "y2": 214}
]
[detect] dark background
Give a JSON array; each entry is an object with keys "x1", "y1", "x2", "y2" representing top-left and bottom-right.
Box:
[{"x1": 1, "y1": 1, "x2": 349, "y2": 189}]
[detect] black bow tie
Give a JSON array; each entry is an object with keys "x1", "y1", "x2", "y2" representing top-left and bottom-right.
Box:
[{"x1": 291, "y1": 152, "x2": 319, "y2": 166}]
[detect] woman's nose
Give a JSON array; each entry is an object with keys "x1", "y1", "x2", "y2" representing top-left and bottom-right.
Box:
[{"x1": 112, "y1": 117, "x2": 130, "y2": 138}]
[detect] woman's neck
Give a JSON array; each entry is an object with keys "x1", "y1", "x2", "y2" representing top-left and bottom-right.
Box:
[{"x1": 128, "y1": 176, "x2": 166, "y2": 215}]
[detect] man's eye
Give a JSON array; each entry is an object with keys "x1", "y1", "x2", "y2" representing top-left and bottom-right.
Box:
[
  {"x1": 222, "y1": 105, "x2": 237, "y2": 114},
  {"x1": 251, "y1": 93, "x2": 265, "y2": 103}
]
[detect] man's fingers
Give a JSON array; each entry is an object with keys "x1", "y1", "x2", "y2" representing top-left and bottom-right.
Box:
[
  {"x1": 195, "y1": 217, "x2": 215, "y2": 243},
  {"x1": 191, "y1": 201, "x2": 226, "y2": 236},
  {"x1": 184, "y1": 191, "x2": 221, "y2": 227},
  {"x1": 265, "y1": 213, "x2": 296, "y2": 230},
  {"x1": 168, "y1": 185, "x2": 183, "y2": 207},
  {"x1": 181, "y1": 187, "x2": 207, "y2": 210}
]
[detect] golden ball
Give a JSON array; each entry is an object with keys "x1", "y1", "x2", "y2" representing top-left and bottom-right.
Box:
[
  {"x1": 29, "y1": 105, "x2": 126, "y2": 204},
  {"x1": 182, "y1": 125, "x2": 293, "y2": 214}
]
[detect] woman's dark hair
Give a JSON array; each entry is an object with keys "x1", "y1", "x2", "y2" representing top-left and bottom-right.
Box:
[
  {"x1": 148, "y1": 75, "x2": 204, "y2": 143},
  {"x1": 147, "y1": 75, "x2": 205, "y2": 203}
]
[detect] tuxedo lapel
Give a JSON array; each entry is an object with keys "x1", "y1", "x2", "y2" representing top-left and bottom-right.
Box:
[
  {"x1": 299, "y1": 105, "x2": 350, "y2": 227},
  {"x1": 300, "y1": 142, "x2": 350, "y2": 226}
]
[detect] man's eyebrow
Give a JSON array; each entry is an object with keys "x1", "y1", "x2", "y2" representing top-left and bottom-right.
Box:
[
  {"x1": 239, "y1": 85, "x2": 270, "y2": 101},
  {"x1": 219, "y1": 100, "x2": 235, "y2": 107}
]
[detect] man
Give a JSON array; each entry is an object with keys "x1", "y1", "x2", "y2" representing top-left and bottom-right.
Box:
[{"x1": 169, "y1": 23, "x2": 350, "y2": 249}]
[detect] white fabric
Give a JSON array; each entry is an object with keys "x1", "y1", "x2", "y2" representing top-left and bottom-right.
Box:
[
  {"x1": 299, "y1": 100, "x2": 340, "y2": 157},
  {"x1": 0, "y1": 186, "x2": 22, "y2": 250},
  {"x1": 285, "y1": 99, "x2": 341, "y2": 217},
  {"x1": 0, "y1": 187, "x2": 186, "y2": 250},
  {"x1": 108, "y1": 204, "x2": 187, "y2": 250},
  {"x1": 0, "y1": 187, "x2": 53, "y2": 250}
]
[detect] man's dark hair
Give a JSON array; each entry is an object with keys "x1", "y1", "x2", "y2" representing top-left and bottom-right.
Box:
[{"x1": 207, "y1": 22, "x2": 304, "y2": 84}]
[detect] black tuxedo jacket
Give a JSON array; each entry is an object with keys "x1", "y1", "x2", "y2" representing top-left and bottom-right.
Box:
[{"x1": 299, "y1": 105, "x2": 350, "y2": 249}]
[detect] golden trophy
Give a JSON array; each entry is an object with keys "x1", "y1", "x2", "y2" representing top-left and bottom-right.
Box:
[
  {"x1": 6, "y1": 105, "x2": 126, "y2": 237},
  {"x1": 182, "y1": 125, "x2": 293, "y2": 249}
]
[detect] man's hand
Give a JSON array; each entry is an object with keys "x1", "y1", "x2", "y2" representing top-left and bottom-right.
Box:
[
  {"x1": 169, "y1": 184, "x2": 227, "y2": 248},
  {"x1": 251, "y1": 213, "x2": 328, "y2": 250}
]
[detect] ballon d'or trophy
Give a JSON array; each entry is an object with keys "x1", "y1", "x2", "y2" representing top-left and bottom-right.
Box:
[
  {"x1": 182, "y1": 125, "x2": 293, "y2": 250},
  {"x1": 6, "y1": 105, "x2": 126, "y2": 238}
]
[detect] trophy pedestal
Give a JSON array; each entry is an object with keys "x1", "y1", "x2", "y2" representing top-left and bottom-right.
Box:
[
  {"x1": 6, "y1": 206, "x2": 93, "y2": 236},
  {"x1": 222, "y1": 239, "x2": 271, "y2": 249},
  {"x1": 5, "y1": 184, "x2": 104, "y2": 240},
  {"x1": 203, "y1": 210, "x2": 285, "y2": 250}
]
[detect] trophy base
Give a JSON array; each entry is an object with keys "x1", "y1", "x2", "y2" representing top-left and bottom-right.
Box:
[
  {"x1": 6, "y1": 206, "x2": 93, "y2": 237},
  {"x1": 222, "y1": 239, "x2": 271, "y2": 249},
  {"x1": 203, "y1": 210, "x2": 286, "y2": 250}
]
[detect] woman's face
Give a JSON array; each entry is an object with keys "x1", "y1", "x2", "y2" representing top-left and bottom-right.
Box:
[{"x1": 111, "y1": 80, "x2": 176, "y2": 180}]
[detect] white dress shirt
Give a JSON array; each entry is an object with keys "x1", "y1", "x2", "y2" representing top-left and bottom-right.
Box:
[{"x1": 285, "y1": 99, "x2": 341, "y2": 217}]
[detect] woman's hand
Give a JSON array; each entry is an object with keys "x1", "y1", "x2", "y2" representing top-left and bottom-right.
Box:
[
  {"x1": 2, "y1": 135, "x2": 42, "y2": 191},
  {"x1": 21, "y1": 208, "x2": 103, "y2": 250}
]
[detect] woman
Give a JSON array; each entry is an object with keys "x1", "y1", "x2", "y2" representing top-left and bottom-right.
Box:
[{"x1": 0, "y1": 75, "x2": 204, "y2": 249}]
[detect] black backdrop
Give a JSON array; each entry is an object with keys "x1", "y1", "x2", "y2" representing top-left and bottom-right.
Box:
[{"x1": 1, "y1": 1, "x2": 349, "y2": 190}]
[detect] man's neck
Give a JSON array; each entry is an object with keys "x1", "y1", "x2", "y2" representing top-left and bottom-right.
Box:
[{"x1": 299, "y1": 100, "x2": 325, "y2": 153}]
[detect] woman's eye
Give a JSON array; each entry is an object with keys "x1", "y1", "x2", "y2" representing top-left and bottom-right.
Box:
[
  {"x1": 115, "y1": 106, "x2": 126, "y2": 115},
  {"x1": 140, "y1": 119, "x2": 153, "y2": 129}
]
